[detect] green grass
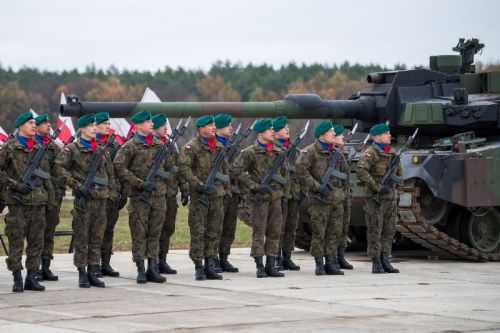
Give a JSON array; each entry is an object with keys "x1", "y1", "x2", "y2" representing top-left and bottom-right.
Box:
[{"x1": 0, "y1": 199, "x2": 253, "y2": 256}]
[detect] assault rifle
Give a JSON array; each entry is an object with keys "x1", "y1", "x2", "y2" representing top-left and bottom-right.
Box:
[
  {"x1": 198, "y1": 123, "x2": 242, "y2": 206},
  {"x1": 254, "y1": 121, "x2": 309, "y2": 201},
  {"x1": 225, "y1": 120, "x2": 257, "y2": 164},
  {"x1": 166, "y1": 116, "x2": 191, "y2": 154},
  {"x1": 74, "y1": 133, "x2": 117, "y2": 212},
  {"x1": 347, "y1": 133, "x2": 370, "y2": 168},
  {"x1": 12, "y1": 121, "x2": 65, "y2": 204},
  {"x1": 50, "y1": 128, "x2": 80, "y2": 167},
  {"x1": 373, "y1": 127, "x2": 419, "y2": 204},
  {"x1": 109, "y1": 131, "x2": 134, "y2": 161}
]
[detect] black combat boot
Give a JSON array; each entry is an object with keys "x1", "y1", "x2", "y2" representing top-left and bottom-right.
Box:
[
  {"x1": 380, "y1": 252, "x2": 400, "y2": 273},
  {"x1": 324, "y1": 256, "x2": 344, "y2": 275},
  {"x1": 146, "y1": 258, "x2": 167, "y2": 283},
  {"x1": 337, "y1": 246, "x2": 353, "y2": 270},
  {"x1": 78, "y1": 267, "x2": 90, "y2": 288},
  {"x1": 158, "y1": 251, "x2": 177, "y2": 274},
  {"x1": 24, "y1": 269, "x2": 45, "y2": 291},
  {"x1": 12, "y1": 270, "x2": 24, "y2": 293},
  {"x1": 265, "y1": 256, "x2": 285, "y2": 277},
  {"x1": 275, "y1": 253, "x2": 284, "y2": 271},
  {"x1": 194, "y1": 260, "x2": 207, "y2": 280},
  {"x1": 41, "y1": 258, "x2": 59, "y2": 281},
  {"x1": 254, "y1": 256, "x2": 267, "y2": 278},
  {"x1": 282, "y1": 251, "x2": 300, "y2": 271},
  {"x1": 204, "y1": 257, "x2": 223, "y2": 280},
  {"x1": 136, "y1": 260, "x2": 147, "y2": 284},
  {"x1": 372, "y1": 256, "x2": 385, "y2": 274},
  {"x1": 87, "y1": 265, "x2": 105, "y2": 288},
  {"x1": 101, "y1": 253, "x2": 120, "y2": 277},
  {"x1": 314, "y1": 257, "x2": 326, "y2": 276},
  {"x1": 213, "y1": 256, "x2": 223, "y2": 273},
  {"x1": 219, "y1": 254, "x2": 239, "y2": 273}
]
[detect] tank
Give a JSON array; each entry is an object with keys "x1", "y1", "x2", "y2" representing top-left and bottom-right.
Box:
[{"x1": 61, "y1": 38, "x2": 500, "y2": 262}]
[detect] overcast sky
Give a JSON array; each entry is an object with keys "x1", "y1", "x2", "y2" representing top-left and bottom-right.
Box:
[{"x1": 1, "y1": 0, "x2": 499, "y2": 72}]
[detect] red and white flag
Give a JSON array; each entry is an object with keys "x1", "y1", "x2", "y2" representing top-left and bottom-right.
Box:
[
  {"x1": 57, "y1": 93, "x2": 77, "y2": 145},
  {"x1": 0, "y1": 125, "x2": 8, "y2": 142},
  {"x1": 109, "y1": 118, "x2": 133, "y2": 144},
  {"x1": 141, "y1": 87, "x2": 172, "y2": 136}
]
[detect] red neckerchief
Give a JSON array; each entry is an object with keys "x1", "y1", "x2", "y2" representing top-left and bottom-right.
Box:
[
  {"x1": 266, "y1": 142, "x2": 273, "y2": 153},
  {"x1": 145, "y1": 134, "x2": 153, "y2": 145},
  {"x1": 283, "y1": 139, "x2": 289, "y2": 148},
  {"x1": 26, "y1": 137, "x2": 34, "y2": 150},
  {"x1": 159, "y1": 136, "x2": 166, "y2": 143},
  {"x1": 42, "y1": 135, "x2": 49, "y2": 144},
  {"x1": 98, "y1": 134, "x2": 108, "y2": 144},
  {"x1": 90, "y1": 138, "x2": 97, "y2": 152},
  {"x1": 208, "y1": 137, "x2": 216, "y2": 151},
  {"x1": 384, "y1": 145, "x2": 390, "y2": 154}
]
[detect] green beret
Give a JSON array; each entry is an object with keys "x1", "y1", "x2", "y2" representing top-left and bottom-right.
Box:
[
  {"x1": 370, "y1": 123, "x2": 390, "y2": 136},
  {"x1": 95, "y1": 112, "x2": 110, "y2": 124},
  {"x1": 332, "y1": 124, "x2": 344, "y2": 135},
  {"x1": 196, "y1": 115, "x2": 215, "y2": 127},
  {"x1": 252, "y1": 118, "x2": 273, "y2": 134},
  {"x1": 34, "y1": 114, "x2": 49, "y2": 126},
  {"x1": 131, "y1": 110, "x2": 151, "y2": 124},
  {"x1": 152, "y1": 113, "x2": 167, "y2": 129},
  {"x1": 314, "y1": 120, "x2": 333, "y2": 137},
  {"x1": 272, "y1": 115, "x2": 288, "y2": 132},
  {"x1": 77, "y1": 114, "x2": 96, "y2": 128},
  {"x1": 14, "y1": 112, "x2": 34, "y2": 128},
  {"x1": 214, "y1": 114, "x2": 232, "y2": 129}
]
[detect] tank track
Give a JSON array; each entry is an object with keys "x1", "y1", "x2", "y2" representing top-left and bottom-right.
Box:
[{"x1": 396, "y1": 186, "x2": 500, "y2": 262}]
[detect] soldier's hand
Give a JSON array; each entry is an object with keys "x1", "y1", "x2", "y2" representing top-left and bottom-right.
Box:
[
  {"x1": 140, "y1": 181, "x2": 157, "y2": 192},
  {"x1": 181, "y1": 191, "x2": 189, "y2": 206},
  {"x1": 14, "y1": 182, "x2": 34, "y2": 195},
  {"x1": 118, "y1": 193, "x2": 128, "y2": 210},
  {"x1": 77, "y1": 186, "x2": 96, "y2": 199},
  {"x1": 201, "y1": 184, "x2": 217, "y2": 195},
  {"x1": 316, "y1": 183, "x2": 331, "y2": 197},
  {"x1": 255, "y1": 184, "x2": 272, "y2": 194},
  {"x1": 379, "y1": 185, "x2": 391, "y2": 195}
]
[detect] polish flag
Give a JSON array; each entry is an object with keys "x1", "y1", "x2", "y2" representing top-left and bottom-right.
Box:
[
  {"x1": 109, "y1": 118, "x2": 132, "y2": 144},
  {"x1": 0, "y1": 125, "x2": 8, "y2": 142},
  {"x1": 56, "y1": 93, "x2": 77, "y2": 146},
  {"x1": 141, "y1": 87, "x2": 172, "y2": 136}
]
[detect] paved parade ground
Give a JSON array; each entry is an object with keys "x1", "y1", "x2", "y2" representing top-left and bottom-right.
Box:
[{"x1": 0, "y1": 248, "x2": 499, "y2": 332}]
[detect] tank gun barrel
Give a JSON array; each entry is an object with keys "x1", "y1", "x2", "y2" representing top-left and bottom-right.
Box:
[{"x1": 60, "y1": 94, "x2": 377, "y2": 122}]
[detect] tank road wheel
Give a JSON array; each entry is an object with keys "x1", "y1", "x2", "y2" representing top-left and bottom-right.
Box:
[
  {"x1": 465, "y1": 208, "x2": 500, "y2": 253},
  {"x1": 419, "y1": 186, "x2": 448, "y2": 225}
]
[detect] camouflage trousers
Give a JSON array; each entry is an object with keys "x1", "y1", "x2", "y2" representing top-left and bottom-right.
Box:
[
  {"x1": 219, "y1": 194, "x2": 239, "y2": 256},
  {"x1": 308, "y1": 198, "x2": 344, "y2": 257},
  {"x1": 159, "y1": 195, "x2": 178, "y2": 254},
  {"x1": 42, "y1": 191, "x2": 64, "y2": 260},
  {"x1": 338, "y1": 198, "x2": 351, "y2": 248},
  {"x1": 364, "y1": 197, "x2": 398, "y2": 257},
  {"x1": 4, "y1": 205, "x2": 45, "y2": 272},
  {"x1": 72, "y1": 198, "x2": 106, "y2": 268},
  {"x1": 128, "y1": 195, "x2": 166, "y2": 261},
  {"x1": 250, "y1": 198, "x2": 282, "y2": 257},
  {"x1": 280, "y1": 198, "x2": 300, "y2": 254},
  {"x1": 187, "y1": 194, "x2": 224, "y2": 262},
  {"x1": 101, "y1": 198, "x2": 120, "y2": 256}
]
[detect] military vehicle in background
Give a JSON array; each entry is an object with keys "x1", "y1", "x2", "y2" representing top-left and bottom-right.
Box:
[{"x1": 61, "y1": 38, "x2": 500, "y2": 261}]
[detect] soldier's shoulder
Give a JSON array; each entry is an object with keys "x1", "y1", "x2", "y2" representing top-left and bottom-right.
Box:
[
  {"x1": 360, "y1": 146, "x2": 376, "y2": 160},
  {"x1": 301, "y1": 143, "x2": 316, "y2": 154}
]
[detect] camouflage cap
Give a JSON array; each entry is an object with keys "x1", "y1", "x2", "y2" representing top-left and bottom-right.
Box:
[
  {"x1": 214, "y1": 114, "x2": 232, "y2": 129},
  {"x1": 332, "y1": 124, "x2": 344, "y2": 135},
  {"x1": 253, "y1": 118, "x2": 273, "y2": 134},
  {"x1": 196, "y1": 115, "x2": 215, "y2": 127},
  {"x1": 77, "y1": 114, "x2": 96, "y2": 128},
  {"x1": 370, "y1": 122, "x2": 390, "y2": 136},
  {"x1": 152, "y1": 113, "x2": 167, "y2": 129},
  {"x1": 314, "y1": 120, "x2": 333, "y2": 137},
  {"x1": 34, "y1": 114, "x2": 49, "y2": 126},
  {"x1": 95, "y1": 112, "x2": 110, "y2": 124},
  {"x1": 131, "y1": 110, "x2": 151, "y2": 124},
  {"x1": 14, "y1": 112, "x2": 34, "y2": 128},
  {"x1": 272, "y1": 115, "x2": 288, "y2": 132}
]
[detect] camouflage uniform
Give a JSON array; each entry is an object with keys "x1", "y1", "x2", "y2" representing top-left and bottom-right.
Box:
[
  {"x1": 356, "y1": 143, "x2": 402, "y2": 258},
  {"x1": 114, "y1": 135, "x2": 173, "y2": 262},
  {"x1": 230, "y1": 142, "x2": 289, "y2": 258},
  {"x1": 54, "y1": 139, "x2": 116, "y2": 269},
  {"x1": 296, "y1": 141, "x2": 348, "y2": 275},
  {"x1": 0, "y1": 139, "x2": 54, "y2": 273},
  {"x1": 178, "y1": 135, "x2": 228, "y2": 264}
]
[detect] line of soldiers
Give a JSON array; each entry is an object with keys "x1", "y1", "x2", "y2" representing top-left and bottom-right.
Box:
[{"x1": 0, "y1": 110, "x2": 402, "y2": 292}]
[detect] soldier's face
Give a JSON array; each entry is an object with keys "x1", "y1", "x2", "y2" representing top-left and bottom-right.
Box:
[
  {"x1": 153, "y1": 124, "x2": 167, "y2": 138},
  {"x1": 275, "y1": 124, "x2": 289, "y2": 140},
  {"x1": 136, "y1": 120, "x2": 154, "y2": 135},
  {"x1": 96, "y1": 120, "x2": 111, "y2": 135},
  {"x1": 199, "y1": 123, "x2": 216, "y2": 138},
  {"x1": 81, "y1": 122, "x2": 97, "y2": 139},
  {"x1": 377, "y1": 131, "x2": 391, "y2": 145},
  {"x1": 217, "y1": 124, "x2": 233, "y2": 138},
  {"x1": 332, "y1": 133, "x2": 344, "y2": 145},
  {"x1": 19, "y1": 119, "x2": 36, "y2": 138},
  {"x1": 319, "y1": 128, "x2": 335, "y2": 144},
  {"x1": 35, "y1": 121, "x2": 51, "y2": 136},
  {"x1": 258, "y1": 128, "x2": 274, "y2": 143}
]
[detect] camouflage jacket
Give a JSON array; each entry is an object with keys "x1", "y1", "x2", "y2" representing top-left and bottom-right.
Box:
[
  {"x1": 178, "y1": 135, "x2": 229, "y2": 198},
  {"x1": 296, "y1": 141, "x2": 349, "y2": 204},
  {"x1": 356, "y1": 143, "x2": 403, "y2": 200},
  {"x1": 0, "y1": 138, "x2": 55, "y2": 206},
  {"x1": 114, "y1": 135, "x2": 174, "y2": 198},
  {"x1": 166, "y1": 150, "x2": 189, "y2": 197},
  {"x1": 54, "y1": 139, "x2": 117, "y2": 200},
  {"x1": 98, "y1": 137, "x2": 124, "y2": 199},
  {"x1": 34, "y1": 137, "x2": 67, "y2": 196},
  {"x1": 217, "y1": 135, "x2": 244, "y2": 195},
  {"x1": 230, "y1": 141, "x2": 289, "y2": 202},
  {"x1": 275, "y1": 140, "x2": 302, "y2": 200}
]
